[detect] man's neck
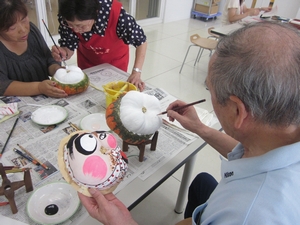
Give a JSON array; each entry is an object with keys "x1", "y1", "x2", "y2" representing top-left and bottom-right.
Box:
[{"x1": 241, "y1": 124, "x2": 300, "y2": 158}]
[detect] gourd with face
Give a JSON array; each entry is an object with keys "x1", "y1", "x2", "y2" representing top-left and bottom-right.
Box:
[
  {"x1": 106, "y1": 91, "x2": 163, "y2": 144},
  {"x1": 64, "y1": 131, "x2": 128, "y2": 190}
]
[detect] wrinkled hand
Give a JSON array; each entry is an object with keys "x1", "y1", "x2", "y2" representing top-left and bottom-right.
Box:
[
  {"x1": 166, "y1": 100, "x2": 203, "y2": 134},
  {"x1": 78, "y1": 188, "x2": 138, "y2": 225},
  {"x1": 38, "y1": 80, "x2": 68, "y2": 98},
  {"x1": 51, "y1": 46, "x2": 67, "y2": 62},
  {"x1": 127, "y1": 73, "x2": 145, "y2": 92}
]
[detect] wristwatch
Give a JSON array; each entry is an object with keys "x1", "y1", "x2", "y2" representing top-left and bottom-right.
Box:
[{"x1": 133, "y1": 67, "x2": 142, "y2": 73}]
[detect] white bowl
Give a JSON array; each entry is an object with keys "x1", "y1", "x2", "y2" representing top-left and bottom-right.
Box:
[
  {"x1": 26, "y1": 182, "x2": 80, "y2": 225},
  {"x1": 31, "y1": 105, "x2": 68, "y2": 126},
  {"x1": 80, "y1": 113, "x2": 110, "y2": 131}
]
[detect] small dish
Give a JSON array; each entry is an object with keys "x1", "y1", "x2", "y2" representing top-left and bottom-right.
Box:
[
  {"x1": 31, "y1": 105, "x2": 68, "y2": 126},
  {"x1": 26, "y1": 182, "x2": 80, "y2": 225},
  {"x1": 80, "y1": 113, "x2": 110, "y2": 131}
]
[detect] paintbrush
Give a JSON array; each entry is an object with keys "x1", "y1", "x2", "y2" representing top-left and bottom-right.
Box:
[
  {"x1": 89, "y1": 83, "x2": 104, "y2": 92},
  {"x1": 13, "y1": 148, "x2": 40, "y2": 167},
  {"x1": 158, "y1": 99, "x2": 206, "y2": 115},
  {"x1": 0, "y1": 117, "x2": 19, "y2": 158},
  {"x1": 68, "y1": 122, "x2": 80, "y2": 131},
  {"x1": 42, "y1": 19, "x2": 68, "y2": 68},
  {"x1": 17, "y1": 144, "x2": 49, "y2": 170}
]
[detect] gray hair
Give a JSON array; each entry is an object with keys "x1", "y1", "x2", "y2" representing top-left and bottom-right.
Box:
[{"x1": 209, "y1": 21, "x2": 300, "y2": 126}]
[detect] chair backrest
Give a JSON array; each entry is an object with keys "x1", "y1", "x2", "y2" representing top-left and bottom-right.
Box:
[
  {"x1": 175, "y1": 217, "x2": 193, "y2": 225},
  {"x1": 190, "y1": 34, "x2": 218, "y2": 50},
  {"x1": 208, "y1": 27, "x2": 220, "y2": 40},
  {"x1": 190, "y1": 34, "x2": 201, "y2": 43}
]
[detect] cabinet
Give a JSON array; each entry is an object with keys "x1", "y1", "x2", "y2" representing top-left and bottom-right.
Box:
[{"x1": 192, "y1": 0, "x2": 221, "y2": 20}]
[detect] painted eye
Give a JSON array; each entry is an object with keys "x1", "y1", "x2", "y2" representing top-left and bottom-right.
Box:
[
  {"x1": 74, "y1": 133, "x2": 97, "y2": 155},
  {"x1": 96, "y1": 131, "x2": 107, "y2": 140}
]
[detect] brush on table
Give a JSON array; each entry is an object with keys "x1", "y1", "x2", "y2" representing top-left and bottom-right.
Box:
[
  {"x1": 0, "y1": 117, "x2": 19, "y2": 158},
  {"x1": 17, "y1": 144, "x2": 49, "y2": 170}
]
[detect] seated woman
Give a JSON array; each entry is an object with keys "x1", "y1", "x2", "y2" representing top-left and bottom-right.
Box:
[
  {"x1": 221, "y1": 0, "x2": 271, "y2": 25},
  {"x1": 0, "y1": 0, "x2": 67, "y2": 98}
]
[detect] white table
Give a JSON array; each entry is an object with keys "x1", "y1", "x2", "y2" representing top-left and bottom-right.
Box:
[
  {"x1": 211, "y1": 23, "x2": 244, "y2": 36},
  {"x1": 0, "y1": 64, "x2": 220, "y2": 224}
]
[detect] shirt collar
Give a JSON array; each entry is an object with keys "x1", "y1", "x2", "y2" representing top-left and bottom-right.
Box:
[{"x1": 221, "y1": 141, "x2": 300, "y2": 182}]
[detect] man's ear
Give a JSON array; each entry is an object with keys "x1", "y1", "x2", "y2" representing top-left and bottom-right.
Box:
[{"x1": 229, "y1": 95, "x2": 248, "y2": 129}]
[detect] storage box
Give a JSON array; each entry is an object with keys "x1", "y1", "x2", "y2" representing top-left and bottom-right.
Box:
[
  {"x1": 195, "y1": 0, "x2": 210, "y2": 6},
  {"x1": 194, "y1": 3, "x2": 219, "y2": 15},
  {"x1": 195, "y1": 0, "x2": 220, "y2": 6}
]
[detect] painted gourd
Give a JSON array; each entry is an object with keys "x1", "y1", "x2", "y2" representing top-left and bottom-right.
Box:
[
  {"x1": 106, "y1": 91, "x2": 162, "y2": 144},
  {"x1": 52, "y1": 65, "x2": 89, "y2": 95}
]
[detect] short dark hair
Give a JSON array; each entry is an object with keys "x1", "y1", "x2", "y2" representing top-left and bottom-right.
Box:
[
  {"x1": 0, "y1": 0, "x2": 28, "y2": 32},
  {"x1": 58, "y1": 0, "x2": 100, "y2": 21}
]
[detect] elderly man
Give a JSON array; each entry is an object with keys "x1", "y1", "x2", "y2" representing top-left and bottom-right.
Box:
[{"x1": 78, "y1": 21, "x2": 300, "y2": 225}]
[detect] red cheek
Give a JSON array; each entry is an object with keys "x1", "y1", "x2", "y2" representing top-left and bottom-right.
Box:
[{"x1": 107, "y1": 134, "x2": 117, "y2": 148}]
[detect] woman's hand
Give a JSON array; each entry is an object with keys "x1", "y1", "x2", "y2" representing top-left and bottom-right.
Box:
[
  {"x1": 78, "y1": 188, "x2": 138, "y2": 225},
  {"x1": 127, "y1": 72, "x2": 145, "y2": 91},
  {"x1": 38, "y1": 80, "x2": 68, "y2": 98},
  {"x1": 51, "y1": 46, "x2": 72, "y2": 62}
]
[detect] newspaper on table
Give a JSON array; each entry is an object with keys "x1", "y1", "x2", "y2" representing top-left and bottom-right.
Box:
[{"x1": 0, "y1": 65, "x2": 217, "y2": 224}]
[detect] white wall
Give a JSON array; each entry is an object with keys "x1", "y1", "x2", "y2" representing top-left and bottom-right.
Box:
[
  {"x1": 163, "y1": 0, "x2": 194, "y2": 23},
  {"x1": 163, "y1": 0, "x2": 227, "y2": 23},
  {"x1": 162, "y1": 0, "x2": 300, "y2": 23},
  {"x1": 273, "y1": 0, "x2": 300, "y2": 19},
  {"x1": 297, "y1": 8, "x2": 300, "y2": 18}
]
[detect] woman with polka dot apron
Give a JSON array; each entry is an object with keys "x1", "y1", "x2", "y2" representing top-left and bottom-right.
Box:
[{"x1": 52, "y1": 0, "x2": 147, "y2": 91}]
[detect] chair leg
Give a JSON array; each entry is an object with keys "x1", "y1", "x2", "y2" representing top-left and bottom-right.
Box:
[
  {"x1": 195, "y1": 48, "x2": 204, "y2": 65},
  {"x1": 179, "y1": 45, "x2": 193, "y2": 74},
  {"x1": 197, "y1": 49, "x2": 204, "y2": 63},
  {"x1": 194, "y1": 48, "x2": 201, "y2": 66}
]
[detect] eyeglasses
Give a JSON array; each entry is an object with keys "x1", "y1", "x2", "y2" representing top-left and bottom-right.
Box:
[{"x1": 65, "y1": 20, "x2": 94, "y2": 33}]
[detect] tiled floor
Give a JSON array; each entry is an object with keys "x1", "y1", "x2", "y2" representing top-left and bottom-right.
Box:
[{"x1": 69, "y1": 17, "x2": 224, "y2": 225}]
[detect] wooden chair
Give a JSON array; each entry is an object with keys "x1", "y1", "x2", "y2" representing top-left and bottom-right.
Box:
[
  {"x1": 179, "y1": 34, "x2": 218, "y2": 73},
  {"x1": 175, "y1": 217, "x2": 193, "y2": 225},
  {"x1": 207, "y1": 27, "x2": 220, "y2": 40}
]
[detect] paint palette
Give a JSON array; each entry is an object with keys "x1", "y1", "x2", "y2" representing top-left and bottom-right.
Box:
[{"x1": 26, "y1": 182, "x2": 80, "y2": 224}]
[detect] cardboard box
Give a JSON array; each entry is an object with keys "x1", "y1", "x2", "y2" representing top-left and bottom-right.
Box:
[
  {"x1": 194, "y1": 3, "x2": 219, "y2": 15},
  {"x1": 195, "y1": 0, "x2": 210, "y2": 6},
  {"x1": 195, "y1": 0, "x2": 220, "y2": 6}
]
